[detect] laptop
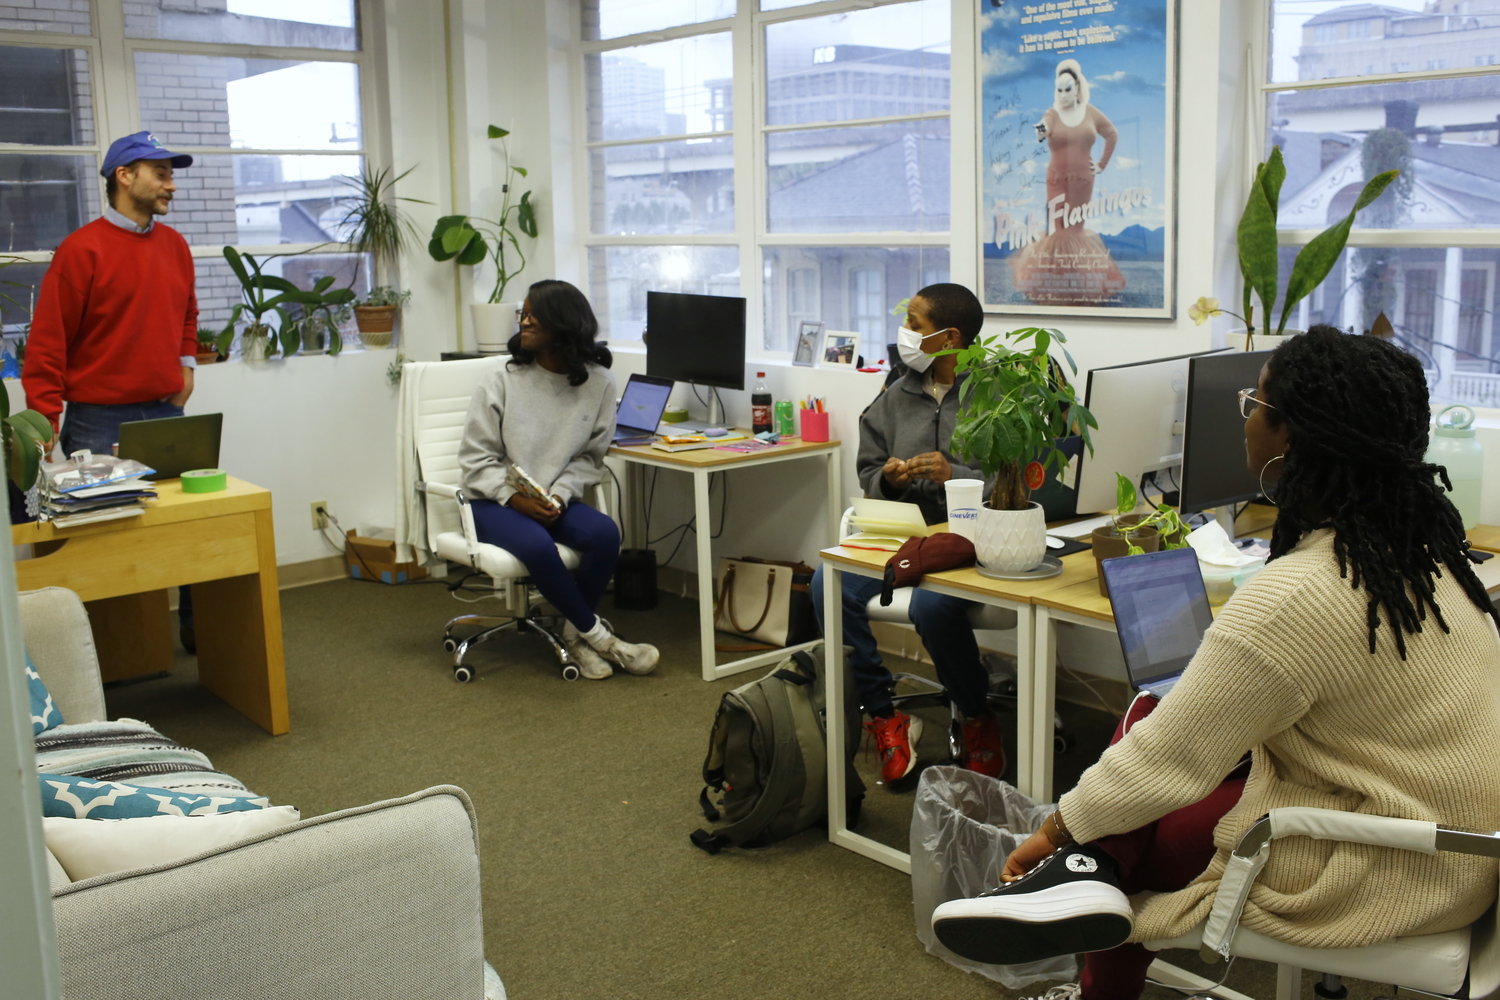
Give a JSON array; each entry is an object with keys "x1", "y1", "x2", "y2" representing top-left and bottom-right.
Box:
[
  {"x1": 613, "y1": 373, "x2": 675, "y2": 446},
  {"x1": 1099, "y1": 547, "x2": 1215, "y2": 699},
  {"x1": 116, "y1": 412, "x2": 223, "y2": 480}
]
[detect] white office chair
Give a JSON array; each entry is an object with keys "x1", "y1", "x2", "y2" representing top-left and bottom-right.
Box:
[
  {"x1": 838, "y1": 507, "x2": 1067, "y2": 762},
  {"x1": 1144, "y1": 806, "x2": 1500, "y2": 1000},
  {"x1": 407, "y1": 357, "x2": 612, "y2": 683}
]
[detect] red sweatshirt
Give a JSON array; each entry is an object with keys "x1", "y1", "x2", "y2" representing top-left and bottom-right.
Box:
[{"x1": 23, "y1": 217, "x2": 198, "y2": 429}]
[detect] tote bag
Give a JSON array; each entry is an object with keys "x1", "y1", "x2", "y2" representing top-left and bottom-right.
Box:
[{"x1": 712, "y1": 556, "x2": 818, "y2": 651}]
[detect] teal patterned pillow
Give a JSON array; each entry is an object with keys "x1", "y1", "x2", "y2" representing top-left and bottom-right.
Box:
[
  {"x1": 27, "y1": 653, "x2": 64, "y2": 736},
  {"x1": 38, "y1": 773, "x2": 269, "y2": 819}
]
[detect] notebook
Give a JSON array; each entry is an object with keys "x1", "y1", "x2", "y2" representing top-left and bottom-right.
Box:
[
  {"x1": 613, "y1": 374, "x2": 675, "y2": 445},
  {"x1": 115, "y1": 413, "x2": 223, "y2": 481},
  {"x1": 1100, "y1": 547, "x2": 1214, "y2": 699},
  {"x1": 841, "y1": 496, "x2": 932, "y2": 551}
]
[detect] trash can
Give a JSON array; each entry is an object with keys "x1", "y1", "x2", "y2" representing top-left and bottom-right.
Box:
[{"x1": 910, "y1": 766, "x2": 1078, "y2": 988}]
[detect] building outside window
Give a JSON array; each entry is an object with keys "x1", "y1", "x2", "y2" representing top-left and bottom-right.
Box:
[
  {"x1": 1264, "y1": 0, "x2": 1500, "y2": 407},
  {"x1": 0, "y1": 1, "x2": 380, "y2": 356},
  {"x1": 580, "y1": 0, "x2": 950, "y2": 362}
]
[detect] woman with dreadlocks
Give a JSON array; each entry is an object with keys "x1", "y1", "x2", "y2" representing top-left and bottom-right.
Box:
[{"x1": 933, "y1": 327, "x2": 1500, "y2": 1000}]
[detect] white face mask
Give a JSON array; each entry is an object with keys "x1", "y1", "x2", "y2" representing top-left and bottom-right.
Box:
[{"x1": 897, "y1": 326, "x2": 948, "y2": 373}]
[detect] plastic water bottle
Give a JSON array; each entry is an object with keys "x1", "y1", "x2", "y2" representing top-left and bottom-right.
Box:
[
  {"x1": 1426, "y1": 404, "x2": 1485, "y2": 529},
  {"x1": 751, "y1": 372, "x2": 773, "y2": 434}
]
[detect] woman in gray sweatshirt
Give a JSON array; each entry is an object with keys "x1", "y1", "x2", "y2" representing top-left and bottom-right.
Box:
[{"x1": 458, "y1": 279, "x2": 658, "y2": 679}]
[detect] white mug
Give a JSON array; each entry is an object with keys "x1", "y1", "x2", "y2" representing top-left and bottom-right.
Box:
[{"x1": 944, "y1": 478, "x2": 984, "y2": 541}]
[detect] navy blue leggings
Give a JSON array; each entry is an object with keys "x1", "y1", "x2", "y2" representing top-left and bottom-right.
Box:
[{"x1": 469, "y1": 498, "x2": 620, "y2": 632}]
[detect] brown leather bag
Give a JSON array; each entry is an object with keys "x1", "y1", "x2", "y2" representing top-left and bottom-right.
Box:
[{"x1": 712, "y1": 556, "x2": 819, "y2": 652}]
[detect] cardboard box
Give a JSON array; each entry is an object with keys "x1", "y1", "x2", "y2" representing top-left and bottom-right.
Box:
[{"x1": 345, "y1": 530, "x2": 429, "y2": 584}]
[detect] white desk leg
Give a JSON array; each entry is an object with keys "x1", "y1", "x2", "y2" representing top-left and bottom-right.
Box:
[
  {"x1": 1012, "y1": 604, "x2": 1036, "y2": 801},
  {"x1": 695, "y1": 467, "x2": 717, "y2": 682},
  {"x1": 1031, "y1": 605, "x2": 1059, "y2": 802},
  {"x1": 824, "y1": 450, "x2": 841, "y2": 547}
]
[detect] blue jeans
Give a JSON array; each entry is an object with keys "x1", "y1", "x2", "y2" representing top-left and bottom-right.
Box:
[
  {"x1": 469, "y1": 499, "x2": 621, "y2": 633},
  {"x1": 810, "y1": 564, "x2": 989, "y2": 718}
]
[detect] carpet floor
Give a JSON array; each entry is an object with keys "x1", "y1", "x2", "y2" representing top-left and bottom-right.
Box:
[{"x1": 97, "y1": 578, "x2": 1393, "y2": 1000}]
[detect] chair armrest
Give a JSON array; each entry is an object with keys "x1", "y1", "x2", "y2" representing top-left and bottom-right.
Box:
[
  {"x1": 420, "y1": 481, "x2": 481, "y2": 563},
  {"x1": 51, "y1": 786, "x2": 488, "y2": 1000}
]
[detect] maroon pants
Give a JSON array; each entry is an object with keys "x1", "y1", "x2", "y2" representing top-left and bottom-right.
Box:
[{"x1": 1077, "y1": 695, "x2": 1246, "y2": 1000}]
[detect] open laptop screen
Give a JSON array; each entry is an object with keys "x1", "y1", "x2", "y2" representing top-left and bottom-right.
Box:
[
  {"x1": 1102, "y1": 547, "x2": 1214, "y2": 690},
  {"x1": 617, "y1": 374, "x2": 674, "y2": 434}
]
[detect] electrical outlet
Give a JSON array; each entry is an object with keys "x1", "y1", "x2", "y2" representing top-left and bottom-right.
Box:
[{"x1": 311, "y1": 501, "x2": 329, "y2": 530}]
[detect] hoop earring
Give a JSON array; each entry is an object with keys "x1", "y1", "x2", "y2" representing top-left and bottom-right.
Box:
[{"x1": 1260, "y1": 454, "x2": 1285, "y2": 506}]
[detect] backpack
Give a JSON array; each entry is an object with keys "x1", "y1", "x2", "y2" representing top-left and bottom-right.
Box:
[{"x1": 690, "y1": 645, "x2": 865, "y2": 854}]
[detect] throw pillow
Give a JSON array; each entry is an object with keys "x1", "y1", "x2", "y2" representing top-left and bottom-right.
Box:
[
  {"x1": 26, "y1": 652, "x2": 64, "y2": 736},
  {"x1": 43, "y1": 806, "x2": 302, "y2": 881},
  {"x1": 38, "y1": 773, "x2": 270, "y2": 819}
]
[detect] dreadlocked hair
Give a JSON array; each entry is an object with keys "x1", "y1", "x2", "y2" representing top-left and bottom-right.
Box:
[{"x1": 1263, "y1": 325, "x2": 1498, "y2": 658}]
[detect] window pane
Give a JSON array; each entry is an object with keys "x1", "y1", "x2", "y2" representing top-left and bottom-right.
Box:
[
  {"x1": 764, "y1": 0, "x2": 951, "y2": 127},
  {"x1": 136, "y1": 52, "x2": 361, "y2": 151},
  {"x1": 587, "y1": 245, "x2": 739, "y2": 342},
  {"x1": 0, "y1": 47, "x2": 94, "y2": 147},
  {"x1": 1268, "y1": 74, "x2": 1500, "y2": 230},
  {"x1": 583, "y1": 0, "x2": 733, "y2": 42},
  {"x1": 0, "y1": 1, "x2": 90, "y2": 35},
  {"x1": 586, "y1": 33, "x2": 732, "y2": 141},
  {"x1": 767, "y1": 120, "x2": 948, "y2": 233},
  {"x1": 126, "y1": 0, "x2": 358, "y2": 51},
  {"x1": 591, "y1": 137, "x2": 734, "y2": 235},
  {"x1": 1267, "y1": 0, "x2": 1481, "y2": 84},
  {"x1": 761, "y1": 245, "x2": 948, "y2": 356},
  {"x1": 760, "y1": 0, "x2": 820, "y2": 12},
  {"x1": 0, "y1": 155, "x2": 99, "y2": 252},
  {"x1": 158, "y1": 152, "x2": 362, "y2": 245},
  {"x1": 1, "y1": 262, "x2": 47, "y2": 337}
]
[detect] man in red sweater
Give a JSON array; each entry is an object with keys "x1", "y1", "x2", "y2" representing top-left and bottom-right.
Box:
[{"x1": 24, "y1": 131, "x2": 201, "y2": 648}]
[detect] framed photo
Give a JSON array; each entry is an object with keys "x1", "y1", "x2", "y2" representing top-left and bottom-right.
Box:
[
  {"x1": 818, "y1": 330, "x2": 859, "y2": 369},
  {"x1": 793, "y1": 321, "x2": 823, "y2": 367},
  {"x1": 978, "y1": 0, "x2": 1177, "y2": 318}
]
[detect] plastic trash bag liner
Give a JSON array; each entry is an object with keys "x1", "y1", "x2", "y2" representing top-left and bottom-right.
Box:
[{"x1": 910, "y1": 766, "x2": 1079, "y2": 987}]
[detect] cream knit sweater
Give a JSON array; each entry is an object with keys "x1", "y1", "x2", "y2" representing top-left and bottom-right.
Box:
[{"x1": 1059, "y1": 529, "x2": 1500, "y2": 948}]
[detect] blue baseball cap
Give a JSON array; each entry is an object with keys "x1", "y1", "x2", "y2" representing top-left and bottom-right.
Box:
[{"x1": 100, "y1": 131, "x2": 193, "y2": 178}]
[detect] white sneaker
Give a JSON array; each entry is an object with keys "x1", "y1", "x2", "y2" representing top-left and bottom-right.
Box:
[
  {"x1": 1025, "y1": 985, "x2": 1081, "y2": 1000},
  {"x1": 562, "y1": 622, "x2": 613, "y2": 680},
  {"x1": 581, "y1": 619, "x2": 660, "y2": 675}
]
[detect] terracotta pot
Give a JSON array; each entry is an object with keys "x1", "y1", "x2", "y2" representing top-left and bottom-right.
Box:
[
  {"x1": 1091, "y1": 520, "x2": 1160, "y2": 597},
  {"x1": 195, "y1": 351, "x2": 218, "y2": 365},
  {"x1": 354, "y1": 305, "x2": 397, "y2": 334}
]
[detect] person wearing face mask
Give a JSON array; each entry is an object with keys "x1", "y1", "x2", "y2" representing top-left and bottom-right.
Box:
[{"x1": 809, "y1": 283, "x2": 1008, "y2": 787}]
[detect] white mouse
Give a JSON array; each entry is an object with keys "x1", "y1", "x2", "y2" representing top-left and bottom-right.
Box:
[{"x1": 1045, "y1": 536, "x2": 1065, "y2": 549}]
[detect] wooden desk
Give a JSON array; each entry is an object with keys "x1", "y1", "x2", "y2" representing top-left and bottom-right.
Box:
[
  {"x1": 11, "y1": 476, "x2": 288, "y2": 735},
  {"x1": 610, "y1": 434, "x2": 841, "y2": 682}
]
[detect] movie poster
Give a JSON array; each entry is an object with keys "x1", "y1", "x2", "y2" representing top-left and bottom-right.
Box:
[{"x1": 980, "y1": 0, "x2": 1176, "y2": 317}]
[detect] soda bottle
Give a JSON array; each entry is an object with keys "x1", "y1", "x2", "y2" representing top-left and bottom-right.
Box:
[{"x1": 751, "y1": 372, "x2": 773, "y2": 434}]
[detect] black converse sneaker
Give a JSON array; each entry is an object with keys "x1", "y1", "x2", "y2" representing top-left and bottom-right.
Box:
[{"x1": 930, "y1": 842, "x2": 1133, "y2": 964}]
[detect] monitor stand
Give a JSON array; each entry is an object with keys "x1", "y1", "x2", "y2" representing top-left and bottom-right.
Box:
[
  {"x1": 1214, "y1": 504, "x2": 1237, "y2": 541},
  {"x1": 673, "y1": 389, "x2": 725, "y2": 432}
]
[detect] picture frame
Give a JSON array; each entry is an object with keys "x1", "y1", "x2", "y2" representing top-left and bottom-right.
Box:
[
  {"x1": 978, "y1": 0, "x2": 1178, "y2": 318},
  {"x1": 793, "y1": 321, "x2": 822, "y2": 367},
  {"x1": 818, "y1": 330, "x2": 859, "y2": 370}
]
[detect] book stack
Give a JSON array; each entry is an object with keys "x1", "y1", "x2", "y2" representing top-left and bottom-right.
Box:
[
  {"x1": 841, "y1": 497, "x2": 932, "y2": 552},
  {"x1": 39, "y1": 455, "x2": 158, "y2": 528}
]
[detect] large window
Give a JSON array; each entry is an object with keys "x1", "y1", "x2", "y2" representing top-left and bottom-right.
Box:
[
  {"x1": 1261, "y1": 0, "x2": 1500, "y2": 406},
  {"x1": 0, "y1": 1, "x2": 379, "y2": 352},
  {"x1": 580, "y1": 0, "x2": 951, "y2": 360}
]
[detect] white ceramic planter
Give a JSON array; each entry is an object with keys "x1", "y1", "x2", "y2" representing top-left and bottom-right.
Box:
[
  {"x1": 973, "y1": 501, "x2": 1047, "y2": 573},
  {"x1": 471, "y1": 302, "x2": 520, "y2": 354}
]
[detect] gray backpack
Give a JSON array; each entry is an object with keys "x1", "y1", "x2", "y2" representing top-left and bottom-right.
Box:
[{"x1": 691, "y1": 646, "x2": 865, "y2": 854}]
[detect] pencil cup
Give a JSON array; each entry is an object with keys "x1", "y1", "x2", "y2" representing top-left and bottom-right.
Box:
[
  {"x1": 800, "y1": 410, "x2": 830, "y2": 442},
  {"x1": 944, "y1": 478, "x2": 984, "y2": 541}
]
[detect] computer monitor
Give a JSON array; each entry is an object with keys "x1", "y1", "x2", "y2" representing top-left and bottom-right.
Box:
[
  {"x1": 1178, "y1": 349, "x2": 1276, "y2": 513},
  {"x1": 1073, "y1": 350, "x2": 1224, "y2": 514},
  {"x1": 645, "y1": 291, "x2": 746, "y2": 393}
]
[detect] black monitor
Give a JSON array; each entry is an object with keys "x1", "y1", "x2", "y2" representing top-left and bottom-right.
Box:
[
  {"x1": 1178, "y1": 349, "x2": 1275, "y2": 513},
  {"x1": 645, "y1": 291, "x2": 746, "y2": 392}
]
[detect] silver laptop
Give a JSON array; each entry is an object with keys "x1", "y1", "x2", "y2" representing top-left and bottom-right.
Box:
[
  {"x1": 116, "y1": 412, "x2": 223, "y2": 480},
  {"x1": 1100, "y1": 547, "x2": 1215, "y2": 699},
  {"x1": 613, "y1": 373, "x2": 674, "y2": 446}
]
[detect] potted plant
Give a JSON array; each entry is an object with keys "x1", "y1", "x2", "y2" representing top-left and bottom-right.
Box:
[
  {"x1": 948, "y1": 327, "x2": 1096, "y2": 573},
  {"x1": 353, "y1": 286, "x2": 410, "y2": 350},
  {"x1": 214, "y1": 248, "x2": 356, "y2": 362},
  {"x1": 1091, "y1": 474, "x2": 1190, "y2": 596},
  {"x1": 1191, "y1": 146, "x2": 1398, "y2": 349},
  {"x1": 195, "y1": 327, "x2": 222, "y2": 364},
  {"x1": 1, "y1": 376, "x2": 53, "y2": 492},
  {"x1": 336, "y1": 163, "x2": 425, "y2": 343},
  {"x1": 428, "y1": 125, "x2": 539, "y2": 352},
  {"x1": 298, "y1": 302, "x2": 354, "y2": 356}
]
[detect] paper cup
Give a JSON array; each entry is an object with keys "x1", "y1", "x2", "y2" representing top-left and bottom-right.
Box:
[{"x1": 944, "y1": 478, "x2": 984, "y2": 541}]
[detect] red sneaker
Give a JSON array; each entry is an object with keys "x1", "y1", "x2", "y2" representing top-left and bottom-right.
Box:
[
  {"x1": 962, "y1": 714, "x2": 1006, "y2": 778},
  {"x1": 864, "y1": 712, "x2": 922, "y2": 783}
]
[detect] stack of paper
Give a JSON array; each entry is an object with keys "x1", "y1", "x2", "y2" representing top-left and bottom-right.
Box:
[
  {"x1": 39, "y1": 456, "x2": 158, "y2": 528},
  {"x1": 842, "y1": 497, "x2": 931, "y2": 551}
]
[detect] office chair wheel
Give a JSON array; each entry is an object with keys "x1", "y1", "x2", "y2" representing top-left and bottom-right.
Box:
[
  {"x1": 453, "y1": 663, "x2": 475, "y2": 683},
  {"x1": 560, "y1": 663, "x2": 581, "y2": 682},
  {"x1": 442, "y1": 637, "x2": 458, "y2": 653},
  {"x1": 1054, "y1": 732, "x2": 1071, "y2": 753}
]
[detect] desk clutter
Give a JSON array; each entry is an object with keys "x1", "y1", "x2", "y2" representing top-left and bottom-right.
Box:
[{"x1": 36, "y1": 452, "x2": 157, "y2": 527}]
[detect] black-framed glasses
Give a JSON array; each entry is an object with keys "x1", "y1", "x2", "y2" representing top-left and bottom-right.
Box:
[{"x1": 1238, "y1": 387, "x2": 1277, "y2": 419}]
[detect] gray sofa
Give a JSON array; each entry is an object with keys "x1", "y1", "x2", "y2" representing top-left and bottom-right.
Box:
[{"x1": 21, "y1": 586, "x2": 504, "y2": 1000}]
